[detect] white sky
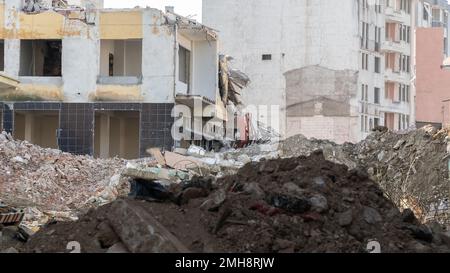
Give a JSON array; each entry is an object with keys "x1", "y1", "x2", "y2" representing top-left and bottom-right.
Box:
[{"x1": 103, "y1": 0, "x2": 202, "y2": 22}]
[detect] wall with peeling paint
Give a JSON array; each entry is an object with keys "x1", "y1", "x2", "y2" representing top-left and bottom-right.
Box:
[{"x1": 0, "y1": 2, "x2": 219, "y2": 105}]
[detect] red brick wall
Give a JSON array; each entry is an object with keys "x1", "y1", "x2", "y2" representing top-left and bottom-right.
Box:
[{"x1": 416, "y1": 27, "x2": 450, "y2": 125}]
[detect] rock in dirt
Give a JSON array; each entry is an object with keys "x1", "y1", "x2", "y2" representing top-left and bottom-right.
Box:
[
  {"x1": 338, "y1": 210, "x2": 353, "y2": 227},
  {"x1": 309, "y1": 194, "x2": 329, "y2": 213},
  {"x1": 106, "y1": 200, "x2": 190, "y2": 253},
  {"x1": 243, "y1": 183, "x2": 265, "y2": 199},
  {"x1": 106, "y1": 243, "x2": 129, "y2": 253},
  {"x1": 401, "y1": 209, "x2": 417, "y2": 224},
  {"x1": 363, "y1": 207, "x2": 382, "y2": 224},
  {"x1": 0, "y1": 247, "x2": 19, "y2": 253}
]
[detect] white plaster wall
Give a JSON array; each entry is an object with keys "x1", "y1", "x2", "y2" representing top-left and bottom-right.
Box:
[
  {"x1": 1, "y1": 4, "x2": 216, "y2": 105},
  {"x1": 62, "y1": 38, "x2": 99, "y2": 102},
  {"x1": 203, "y1": 0, "x2": 360, "y2": 139},
  {"x1": 141, "y1": 8, "x2": 175, "y2": 103},
  {"x1": 287, "y1": 116, "x2": 359, "y2": 144},
  {"x1": 4, "y1": 0, "x2": 22, "y2": 78},
  {"x1": 192, "y1": 40, "x2": 218, "y2": 101},
  {"x1": 124, "y1": 40, "x2": 142, "y2": 77},
  {"x1": 5, "y1": 40, "x2": 21, "y2": 78}
]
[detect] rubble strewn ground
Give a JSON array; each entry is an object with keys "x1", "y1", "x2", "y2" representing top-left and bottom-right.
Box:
[
  {"x1": 0, "y1": 132, "x2": 130, "y2": 232},
  {"x1": 7, "y1": 151, "x2": 450, "y2": 253},
  {"x1": 1, "y1": 126, "x2": 450, "y2": 253}
]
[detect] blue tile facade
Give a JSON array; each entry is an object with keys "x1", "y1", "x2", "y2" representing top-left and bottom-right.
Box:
[
  {"x1": 140, "y1": 103, "x2": 175, "y2": 156},
  {"x1": 1, "y1": 103, "x2": 14, "y2": 134},
  {"x1": 59, "y1": 103, "x2": 95, "y2": 156},
  {"x1": 0, "y1": 102, "x2": 175, "y2": 157}
]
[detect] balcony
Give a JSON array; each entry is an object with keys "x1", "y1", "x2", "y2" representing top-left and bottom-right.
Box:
[
  {"x1": 432, "y1": 20, "x2": 447, "y2": 28},
  {"x1": 385, "y1": 6, "x2": 408, "y2": 24},
  {"x1": 380, "y1": 99, "x2": 411, "y2": 114},
  {"x1": 360, "y1": 38, "x2": 381, "y2": 52},
  {"x1": 381, "y1": 40, "x2": 407, "y2": 53},
  {"x1": 384, "y1": 68, "x2": 409, "y2": 84}
]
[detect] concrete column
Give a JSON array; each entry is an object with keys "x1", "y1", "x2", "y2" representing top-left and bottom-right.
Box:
[
  {"x1": 119, "y1": 117, "x2": 126, "y2": 158},
  {"x1": 4, "y1": 0, "x2": 22, "y2": 78},
  {"x1": 4, "y1": 40, "x2": 21, "y2": 78},
  {"x1": 24, "y1": 114, "x2": 34, "y2": 143},
  {"x1": 99, "y1": 114, "x2": 111, "y2": 158}
]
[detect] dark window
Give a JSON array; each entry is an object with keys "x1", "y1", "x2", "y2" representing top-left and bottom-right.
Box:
[
  {"x1": 262, "y1": 54, "x2": 272, "y2": 61},
  {"x1": 0, "y1": 40, "x2": 4, "y2": 71},
  {"x1": 374, "y1": 57, "x2": 381, "y2": 73},
  {"x1": 374, "y1": 118, "x2": 380, "y2": 127},
  {"x1": 179, "y1": 45, "x2": 191, "y2": 85},
  {"x1": 20, "y1": 40, "x2": 62, "y2": 76},
  {"x1": 108, "y1": 53, "x2": 114, "y2": 76},
  {"x1": 407, "y1": 56, "x2": 410, "y2": 73},
  {"x1": 374, "y1": 87, "x2": 380, "y2": 104},
  {"x1": 424, "y1": 4, "x2": 429, "y2": 20}
]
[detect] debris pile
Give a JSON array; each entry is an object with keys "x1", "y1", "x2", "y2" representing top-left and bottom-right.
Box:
[
  {"x1": 10, "y1": 152, "x2": 450, "y2": 253},
  {"x1": 22, "y1": 0, "x2": 96, "y2": 24},
  {"x1": 1, "y1": 125, "x2": 450, "y2": 253},
  {"x1": 351, "y1": 126, "x2": 450, "y2": 226},
  {"x1": 279, "y1": 126, "x2": 450, "y2": 227},
  {"x1": 0, "y1": 131, "x2": 130, "y2": 231}
]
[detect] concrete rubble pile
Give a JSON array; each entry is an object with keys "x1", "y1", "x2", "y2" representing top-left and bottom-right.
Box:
[
  {"x1": 351, "y1": 126, "x2": 450, "y2": 226},
  {"x1": 5, "y1": 151, "x2": 450, "y2": 253},
  {"x1": 22, "y1": 0, "x2": 95, "y2": 24},
  {"x1": 23, "y1": 0, "x2": 70, "y2": 13},
  {"x1": 0, "y1": 131, "x2": 130, "y2": 232}
]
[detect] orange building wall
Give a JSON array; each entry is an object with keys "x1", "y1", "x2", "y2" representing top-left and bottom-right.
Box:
[{"x1": 416, "y1": 27, "x2": 450, "y2": 126}]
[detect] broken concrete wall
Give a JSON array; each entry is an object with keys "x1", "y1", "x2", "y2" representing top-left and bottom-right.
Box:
[
  {"x1": 141, "y1": 8, "x2": 175, "y2": 103},
  {"x1": 286, "y1": 116, "x2": 359, "y2": 144},
  {"x1": 284, "y1": 66, "x2": 359, "y2": 143},
  {"x1": 191, "y1": 39, "x2": 219, "y2": 102},
  {"x1": 203, "y1": 0, "x2": 360, "y2": 140},
  {"x1": 285, "y1": 66, "x2": 358, "y2": 117},
  {"x1": 1, "y1": 4, "x2": 218, "y2": 105}
]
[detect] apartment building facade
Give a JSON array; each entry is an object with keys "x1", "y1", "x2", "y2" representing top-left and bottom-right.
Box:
[
  {"x1": 0, "y1": 0, "x2": 222, "y2": 159},
  {"x1": 204, "y1": 0, "x2": 420, "y2": 143}
]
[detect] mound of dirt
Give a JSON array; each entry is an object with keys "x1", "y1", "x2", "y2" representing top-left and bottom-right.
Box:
[
  {"x1": 15, "y1": 151, "x2": 450, "y2": 253},
  {"x1": 280, "y1": 126, "x2": 450, "y2": 227}
]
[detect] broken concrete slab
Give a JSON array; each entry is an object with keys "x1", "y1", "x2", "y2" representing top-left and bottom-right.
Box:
[
  {"x1": 164, "y1": 151, "x2": 205, "y2": 171},
  {"x1": 106, "y1": 200, "x2": 190, "y2": 253},
  {"x1": 106, "y1": 242, "x2": 129, "y2": 253},
  {"x1": 147, "y1": 148, "x2": 166, "y2": 166},
  {"x1": 123, "y1": 163, "x2": 189, "y2": 182}
]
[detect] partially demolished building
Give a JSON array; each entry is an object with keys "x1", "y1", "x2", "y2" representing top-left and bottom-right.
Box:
[{"x1": 0, "y1": 0, "x2": 225, "y2": 159}]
